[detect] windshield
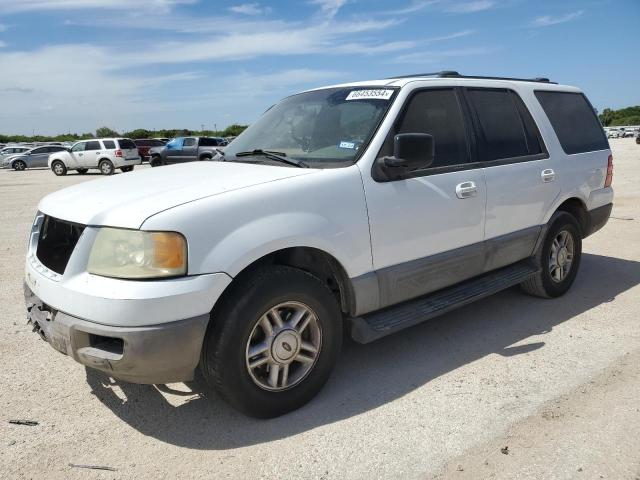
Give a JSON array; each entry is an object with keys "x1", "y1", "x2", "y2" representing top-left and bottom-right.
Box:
[{"x1": 224, "y1": 87, "x2": 398, "y2": 167}]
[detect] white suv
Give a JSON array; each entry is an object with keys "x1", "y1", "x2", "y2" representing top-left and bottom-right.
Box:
[
  {"x1": 24, "y1": 72, "x2": 613, "y2": 417},
  {"x1": 48, "y1": 138, "x2": 141, "y2": 176}
]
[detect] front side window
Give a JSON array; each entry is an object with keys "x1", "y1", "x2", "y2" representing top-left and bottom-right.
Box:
[
  {"x1": 31, "y1": 147, "x2": 47, "y2": 154},
  {"x1": 535, "y1": 91, "x2": 608, "y2": 154},
  {"x1": 224, "y1": 87, "x2": 398, "y2": 167},
  {"x1": 182, "y1": 137, "x2": 197, "y2": 147},
  {"x1": 71, "y1": 142, "x2": 85, "y2": 152},
  {"x1": 380, "y1": 88, "x2": 469, "y2": 168},
  {"x1": 166, "y1": 138, "x2": 183, "y2": 150}
]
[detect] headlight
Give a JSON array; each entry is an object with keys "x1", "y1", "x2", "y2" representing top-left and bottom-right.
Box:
[{"x1": 87, "y1": 228, "x2": 187, "y2": 279}]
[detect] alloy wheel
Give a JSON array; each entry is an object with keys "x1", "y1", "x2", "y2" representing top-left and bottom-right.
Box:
[{"x1": 245, "y1": 301, "x2": 322, "y2": 391}]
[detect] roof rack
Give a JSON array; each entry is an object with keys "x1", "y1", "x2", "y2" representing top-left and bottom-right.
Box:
[{"x1": 386, "y1": 71, "x2": 556, "y2": 84}]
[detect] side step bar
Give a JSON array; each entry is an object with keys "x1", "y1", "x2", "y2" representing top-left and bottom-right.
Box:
[{"x1": 349, "y1": 260, "x2": 540, "y2": 344}]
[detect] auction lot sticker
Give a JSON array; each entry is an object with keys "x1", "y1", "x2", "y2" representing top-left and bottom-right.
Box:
[{"x1": 346, "y1": 89, "x2": 394, "y2": 101}]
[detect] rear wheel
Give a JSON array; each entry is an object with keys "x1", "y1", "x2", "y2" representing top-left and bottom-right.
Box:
[
  {"x1": 200, "y1": 266, "x2": 342, "y2": 418},
  {"x1": 120, "y1": 166, "x2": 134, "y2": 172},
  {"x1": 13, "y1": 160, "x2": 26, "y2": 171},
  {"x1": 99, "y1": 159, "x2": 115, "y2": 175},
  {"x1": 76, "y1": 168, "x2": 88, "y2": 175},
  {"x1": 51, "y1": 161, "x2": 67, "y2": 176},
  {"x1": 521, "y1": 212, "x2": 582, "y2": 298}
]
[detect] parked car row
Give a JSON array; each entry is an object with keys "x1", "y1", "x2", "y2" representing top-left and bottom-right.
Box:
[{"x1": 605, "y1": 126, "x2": 640, "y2": 138}]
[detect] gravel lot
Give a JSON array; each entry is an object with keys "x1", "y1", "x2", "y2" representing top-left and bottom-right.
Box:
[{"x1": 1, "y1": 140, "x2": 639, "y2": 479}]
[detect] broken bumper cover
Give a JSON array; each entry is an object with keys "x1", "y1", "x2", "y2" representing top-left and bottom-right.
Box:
[{"x1": 25, "y1": 283, "x2": 209, "y2": 384}]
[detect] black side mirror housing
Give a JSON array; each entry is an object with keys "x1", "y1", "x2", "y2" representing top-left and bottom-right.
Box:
[{"x1": 375, "y1": 133, "x2": 434, "y2": 181}]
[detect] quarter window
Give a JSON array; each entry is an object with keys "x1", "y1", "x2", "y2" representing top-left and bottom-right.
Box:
[
  {"x1": 102, "y1": 140, "x2": 116, "y2": 149},
  {"x1": 384, "y1": 89, "x2": 469, "y2": 168},
  {"x1": 535, "y1": 91, "x2": 608, "y2": 154}
]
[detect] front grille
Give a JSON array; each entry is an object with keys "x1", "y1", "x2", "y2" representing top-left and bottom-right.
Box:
[{"x1": 36, "y1": 215, "x2": 85, "y2": 275}]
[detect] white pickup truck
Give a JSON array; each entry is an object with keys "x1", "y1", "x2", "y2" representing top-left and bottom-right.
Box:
[{"x1": 25, "y1": 72, "x2": 613, "y2": 418}]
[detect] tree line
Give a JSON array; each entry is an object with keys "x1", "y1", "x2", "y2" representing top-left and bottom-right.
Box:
[
  {"x1": 0, "y1": 124, "x2": 248, "y2": 144},
  {"x1": 598, "y1": 106, "x2": 640, "y2": 126}
]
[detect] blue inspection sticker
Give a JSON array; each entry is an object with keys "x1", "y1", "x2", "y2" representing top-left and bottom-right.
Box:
[{"x1": 339, "y1": 141, "x2": 356, "y2": 149}]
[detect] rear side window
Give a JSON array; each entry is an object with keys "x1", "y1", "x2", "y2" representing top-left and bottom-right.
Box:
[
  {"x1": 466, "y1": 88, "x2": 542, "y2": 161},
  {"x1": 135, "y1": 139, "x2": 150, "y2": 147},
  {"x1": 85, "y1": 141, "x2": 102, "y2": 151},
  {"x1": 535, "y1": 91, "x2": 608, "y2": 154},
  {"x1": 102, "y1": 140, "x2": 116, "y2": 149},
  {"x1": 386, "y1": 88, "x2": 469, "y2": 168},
  {"x1": 117, "y1": 139, "x2": 136, "y2": 149}
]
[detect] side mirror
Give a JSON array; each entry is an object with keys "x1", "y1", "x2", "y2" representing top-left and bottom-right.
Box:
[{"x1": 374, "y1": 133, "x2": 434, "y2": 181}]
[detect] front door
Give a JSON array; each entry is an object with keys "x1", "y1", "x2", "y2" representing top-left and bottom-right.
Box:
[
  {"x1": 361, "y1": 88, "x2": 487, "y2": 309},
  {"x1": 68, "y1": 142, "x2": 86, "y2": 168}
]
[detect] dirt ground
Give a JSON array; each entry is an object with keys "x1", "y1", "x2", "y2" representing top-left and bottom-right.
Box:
[{"x1": 1, "y1": 139, "x2": 639, "y2": 480}]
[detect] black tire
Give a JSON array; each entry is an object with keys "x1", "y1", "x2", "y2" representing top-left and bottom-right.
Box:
[
  {"x1": 120, "y1": 166, "x2": 134, "y2": 172},
  {"x1": 76, "y1": 168, "x2": 88, "y2": 174},
  {"x1": 199, "y1": 155, "x2": 212, "y2": 161},
  {"x1": 99, "y1": 159, "x2": 115, "y2": 175},
  {"x1": 12, "y1": 160, "x2": 26, "y2": 171},
  {"x1": 150, "y1": 156, "x2": 162, "y2": 167},
  {"x1": 51, "y1": 160, "x2": 67, "y2": 176},
  {"x1": 521, "y1": 211, "x2": 582, "y2": 298},
  {"x1": 200, "y1": 266, "x2": 342, "y2": 418}
]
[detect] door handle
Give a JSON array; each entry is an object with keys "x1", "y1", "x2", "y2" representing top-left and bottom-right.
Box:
[
  {"x1": 455, "y1": 181, "x2": 477, "y2": 199},
  {"x1": 541, "y1": 168, "x2": 555, "y2": 183}
]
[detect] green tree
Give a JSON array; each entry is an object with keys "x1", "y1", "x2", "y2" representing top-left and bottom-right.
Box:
[
  {"x1": 95, "y1": 126, "x2": 118, "y2": 138},
  {"x1": 222, "y1": 124, "x2": 248, "y2": 137},
  {"x1": 599, "y1": 108, "x2": 614, "y2": 126}
]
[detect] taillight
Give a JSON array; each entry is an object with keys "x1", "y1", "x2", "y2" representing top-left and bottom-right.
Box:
[
  {"x1": 604, "y1": 154, "x2": 613, "y2": 188},
  {"x1": 115, "y1": 150, "x2": 123, "y2": 157}
]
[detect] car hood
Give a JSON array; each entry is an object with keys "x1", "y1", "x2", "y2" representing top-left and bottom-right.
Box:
[{"x1": 38, "y1": 162, "x2": 316, "y2": 228}]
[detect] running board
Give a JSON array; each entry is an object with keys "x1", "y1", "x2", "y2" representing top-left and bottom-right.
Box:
[{"x1": 349, "y1": 260, "x2": 540, "y2": 344}]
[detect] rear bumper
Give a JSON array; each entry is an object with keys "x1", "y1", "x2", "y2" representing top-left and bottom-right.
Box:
[
  {"x1": 25, "y1": 283, "x2": 209, "y2": 384},
  {"x1": 585, "y1": 203, "x2": 612, "y2": 237}
]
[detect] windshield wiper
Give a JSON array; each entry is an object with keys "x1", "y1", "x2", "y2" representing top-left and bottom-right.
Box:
[{"x1": 235, "y1": 149, "x2": 309, "y2": 168}]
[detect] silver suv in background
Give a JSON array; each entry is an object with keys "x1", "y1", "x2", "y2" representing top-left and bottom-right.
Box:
[{"x1": 3, "y1": 145, "x2": 68, "y2": 171}]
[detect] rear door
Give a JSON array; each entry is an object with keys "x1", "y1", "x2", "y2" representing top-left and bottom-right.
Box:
[
  {"x1": 82, "y1": 140, "x2": 103, "y2": 167},
  {"x1": 463, "y1": 87, "x2": 560, "y2": 271},
  {"x1": 178, "y1": 137, "x2": 198, "y2": 162},
  {"x1": 27, "y1": 147, "x2": 50, "y2": 167}
]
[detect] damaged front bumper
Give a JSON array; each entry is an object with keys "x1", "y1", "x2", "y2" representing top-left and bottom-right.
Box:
[{"x1": 25, "y1": 283, "x2": 209, "y2": 384}]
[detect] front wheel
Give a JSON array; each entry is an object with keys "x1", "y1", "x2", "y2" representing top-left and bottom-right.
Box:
[
  {"x1": 150, "y1": 156, "x2": 162, "y2": 167},
  {"x1": 521, "y1": 212, "x2": 582, "y2": 298},
  {"x1": 99, "y1": 159, "x2": 115, "y2": 175},
  {"x1": 200, "y1": 266, "x2": 342, "y2": 418},
  {"x1": 13, "y1": 160, "x2": 26, "y2": 171},
  {"x1": 51, "y1": 161, "x2": 67, "y2": 176}
]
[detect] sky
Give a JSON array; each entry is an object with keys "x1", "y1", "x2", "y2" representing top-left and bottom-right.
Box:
[{"x1": 0, "y1": 0, "x2": 638, "y2": 136}]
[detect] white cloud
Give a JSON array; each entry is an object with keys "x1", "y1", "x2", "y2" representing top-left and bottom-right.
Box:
[
  {"x1": 0, "y1": 0, "x2": 195, "y2": 14},
  {"x1": 228, "y1": 2, "x2": 270, "y2": 16},
  {"x1": 393, "y1": 46, "x2": 495, "y2": 63},
  {"x1": 444, "y1": 1, "x2": 495, "y2": 13},
  {"x1": 530, "y1": 10, "x2": 584, "y2": 27},
  {"x1": 309, "y1": 0, "x2": 348, "y2": 19},
  {"x1": 381, "y1": 1, "x2": 439, "y2": 15}
]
